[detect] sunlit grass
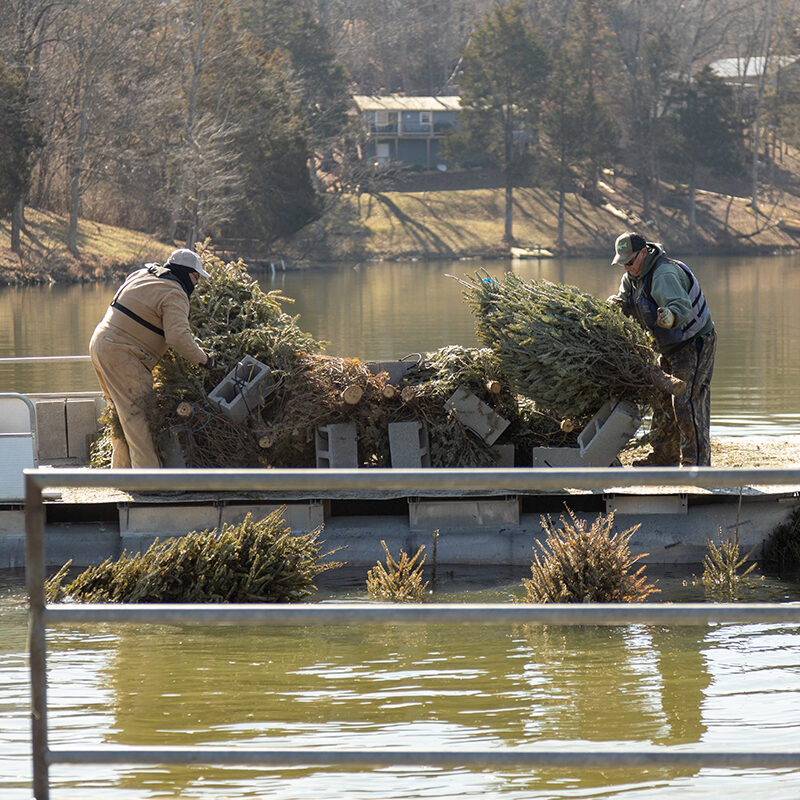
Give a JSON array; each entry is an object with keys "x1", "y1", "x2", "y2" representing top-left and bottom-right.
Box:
[{"x1": 0, "y1": 206, "x2": 169, "y2": 263}]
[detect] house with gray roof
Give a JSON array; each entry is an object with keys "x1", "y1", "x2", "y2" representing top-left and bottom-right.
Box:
[{"x1": 352, "y1": 95, "x2": 461, "y2": 169}]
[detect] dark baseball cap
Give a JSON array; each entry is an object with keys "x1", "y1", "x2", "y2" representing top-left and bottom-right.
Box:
[{"x1": 611, "y1": 232, "x2": 647, "y2": 266}]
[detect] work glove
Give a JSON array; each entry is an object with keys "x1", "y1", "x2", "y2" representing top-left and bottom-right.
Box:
[
  {"x1": 201, "y1": 354, "x2": 215, "y2": 369},
  {"x1": 606, "y1": 294, "x2": 623, "y2": 307},
  {"x1": 657, "y1": 307, "x2": 675, "y2": 328}
]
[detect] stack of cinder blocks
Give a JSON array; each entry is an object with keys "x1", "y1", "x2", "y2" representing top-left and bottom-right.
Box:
[{"x1": 32, "y1": 393, "x2": 105, "y2": 464}]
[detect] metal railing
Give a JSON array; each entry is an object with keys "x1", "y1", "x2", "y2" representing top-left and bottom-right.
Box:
[
  {"x1": 0, "y1": 355, "x2": 91, "y2": 364},
  {"x1": 25, "y1": 466, "x2": 800, "y2": 799}
]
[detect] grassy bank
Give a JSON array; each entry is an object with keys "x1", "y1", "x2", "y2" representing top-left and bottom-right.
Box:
[
  {"x1": 300, "y1": 170, "x2": 800, "y2": 263},
  {"x1": 5, "y1": 159, "x2": 800, "y2": 283},
  {"x1": 0, "y1": 207, "x2": 170, "y2": 284}
]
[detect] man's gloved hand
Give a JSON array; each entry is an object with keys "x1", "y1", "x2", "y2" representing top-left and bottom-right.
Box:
[
  {"x1": 606, "y1": 294, "x2": 622, "y2": 306},
  {"x1": 657, "y1": 307, "x2": 675, "y2": 328},
  {"x1": 201, "y1": 354, "x2": 215, "y2": 369}
]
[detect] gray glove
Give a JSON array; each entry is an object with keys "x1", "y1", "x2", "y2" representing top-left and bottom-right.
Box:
[{"x1": 657, "y1": 307, "x2": 675, "y2": 328}]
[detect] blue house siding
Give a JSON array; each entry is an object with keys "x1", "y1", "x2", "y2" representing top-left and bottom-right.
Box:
[
  {"x1": 353, "y1": 95, "x2": 460, "y2": 169},
  {"x1": 398, "y1": 139, "x2": 429, "y2": 166}
]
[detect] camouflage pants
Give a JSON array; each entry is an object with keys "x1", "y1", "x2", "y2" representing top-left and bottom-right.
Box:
[{"x1": 650, "y1": 329, "x2": 717, "y2": 466}]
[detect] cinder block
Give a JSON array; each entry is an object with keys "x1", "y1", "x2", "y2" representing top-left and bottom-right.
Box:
[
  {"x1": 365, "y1": 360, "x2": 418, "y2": 385},
  {"x1": 208, "y1": 355, "x2": 275, "y2": 424},
  {"x1": 531, "y1": 446, "x2": 585, "y2": 467},
  {"x1": 444, "y1": 387, "x2": 510, "y2": 446},
  {"x1": 66, "y1": 398, "x2": 101, "y2": 461},
  {"x1": 388, "y1": 420, "x2": 431, "y2": 467},
  {"x1": 491, "y1": 443, "x2": 515, "y2": 467},
  {"x1": 577, "y1": 399, "x2": 641, "y2": 467},
  {"x1": 315, "y1": 422, "x2": 358, "y2": 468},
  {"x1": 409, "y1": 497, "x2": 520, "y2": 530},
  {"x1": 35, "y1": 399, "x2": 67, "y2": 460}
]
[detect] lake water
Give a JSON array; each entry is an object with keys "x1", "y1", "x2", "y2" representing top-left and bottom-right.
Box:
[
  {"x1": 1, "y1": 253, "x2": 799, "y2": 435},
  {"x1": 4, "y1": 569, "x2": 800, "y2": 800},
  {"x1": 3, "y1": 253, "x2": 800, "y2": 797}
]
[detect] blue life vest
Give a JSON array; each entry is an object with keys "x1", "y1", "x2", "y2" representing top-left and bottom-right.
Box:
[{"x1": 634, "y1": 258, "x2": 711, "y2": 350}]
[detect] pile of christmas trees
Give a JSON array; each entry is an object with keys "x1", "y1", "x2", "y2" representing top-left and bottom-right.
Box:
[{"x1": 458, "y1": 271, "x2": 679, "y2": 423}]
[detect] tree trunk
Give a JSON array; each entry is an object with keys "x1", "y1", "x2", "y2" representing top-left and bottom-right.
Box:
[
  {"x1": 11, "y1": 199, "x2": 24, "y2": 253},
  {"x1": 689, "y1": 166, "x2": 697, "y2": 250},
  {"x1": 503, "y1": 107, "x2": 514, "y2": 243},
  {"x1": 557, "y1": 186, "x2": 565, "y2": 251}
]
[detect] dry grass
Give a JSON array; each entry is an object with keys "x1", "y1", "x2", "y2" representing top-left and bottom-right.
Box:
[{"x1": 0, "y1": 207, "x2": 170, "y2": 284}]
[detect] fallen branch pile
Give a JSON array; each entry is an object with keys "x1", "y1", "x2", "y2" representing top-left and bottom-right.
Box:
[{"x1": 92, "y1": 250, "x2": 577, "y2": 469}]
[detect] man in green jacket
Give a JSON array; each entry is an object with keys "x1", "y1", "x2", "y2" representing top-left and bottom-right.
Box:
[{"x1": 607, "y1": 232, "x2": 716, "y2": 466}]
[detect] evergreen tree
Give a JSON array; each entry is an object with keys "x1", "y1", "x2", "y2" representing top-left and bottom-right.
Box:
[
  {"x1": 662, "y1": 65, "x2": 745, "y2": 246},
  {"x1": 223, "y1": 46, "x2": 321, "y2": 244},
  {"x1": 541, "y1": 0, "x2": 618, "y2": 250},
  {"x1": 0, "y1": 57, "x2": 43, "y2": 245},
  {"x1": 454, "y1": 1, "x2": 550, "y2": 243}
]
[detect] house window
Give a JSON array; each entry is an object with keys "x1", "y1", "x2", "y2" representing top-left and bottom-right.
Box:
[{"x1": 420, "y1": 111, "x2": 431, "y2": 124}]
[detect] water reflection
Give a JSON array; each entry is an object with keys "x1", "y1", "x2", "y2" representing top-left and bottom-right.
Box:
[
  {"x1": 82, "y1": 619, "x2": 713, "y2": 795},
  {"x1": 1, "y1": 254, "x2": 799, "y2": 433}
]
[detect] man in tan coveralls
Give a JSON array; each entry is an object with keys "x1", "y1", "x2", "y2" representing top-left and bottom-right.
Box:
[{"x1": 90, "y1": 248, "x2": 211, "y2": 468}]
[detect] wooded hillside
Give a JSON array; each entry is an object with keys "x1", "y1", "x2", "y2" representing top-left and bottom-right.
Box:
[{"x1": 3, "y1": 0, "x2": 800, "y2": 275}]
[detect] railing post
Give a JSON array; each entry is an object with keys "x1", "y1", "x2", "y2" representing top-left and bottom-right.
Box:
[{"x1": 25, "y1": 473, "x2": 49, "y2": 800}]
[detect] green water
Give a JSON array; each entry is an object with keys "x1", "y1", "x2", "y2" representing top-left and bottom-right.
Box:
[
  {"x1": 4, "y1": 570, "x2": 800, "y2": 798},
  {"x1": 3, "y1": 252, "x2": 800, "y2": 796},
  {"x1": 1, "y1": 254, "x2": 800, "y2": 434}
]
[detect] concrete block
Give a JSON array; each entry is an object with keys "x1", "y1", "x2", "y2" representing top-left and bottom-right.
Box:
[
  {"x1": 119, "y1": 504, "x2": 220, "y2": 535},
  {"x1": 444, "y1": 387, "x2": 510, "y2": 446},
  {"x1": 606, "y1": 494, "x2": 688, "y2": 515},
  {"x1": 220, "y1": 502, "x2": 325, "y2": 533},
  {"x1": 316, "y1": 422, "x2": 358, "y2": 468},
  {"x1": 388, "y1": 420, "x2": 431, "y2": 467},
  {"x1": 208, "y1": 355, "x2": 275, "y2": 424},
  {"x1": 365, "y1": 359, "x2": 418, "y2": 385},
  {"x1": 491, "y1": 444, "x2": 515, "y2": 467},
  {"x1": 577, "y1": 399, "x2": 641, "y2": 467},
  {"x1": 409, "y1": 497, "x2": 520, "y2": 530},
  {"x1": 35, "y1": 398, "x2": 67, "y2": 460},
  {"x1": 66, "y1": 398, "x2": 100, "y2": 461},
  {"x1": 531, "y1": 446, "x2": 584, "y2": 467}
]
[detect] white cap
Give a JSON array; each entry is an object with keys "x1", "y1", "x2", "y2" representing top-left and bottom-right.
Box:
[{"x1": 166, "y1": 248, "x2": 210, "y2": 278}]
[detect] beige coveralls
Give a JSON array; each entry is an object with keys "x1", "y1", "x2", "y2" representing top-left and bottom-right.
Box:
[{"x1": 89, "y1": 268, "x2": 206, "y2": 468}]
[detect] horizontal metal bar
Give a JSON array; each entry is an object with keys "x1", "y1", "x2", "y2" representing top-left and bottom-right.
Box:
[
  {"x1": 23, "y1": 466, "x2": 800, "y2": 493},
  {"x1": 0, "y1": 355, "x2": 91, "y2": 364},
  {"x1": 48, "y1": 745, "x2": 800, "y2": 769},
  {"x1": 44, "y1": 602, "x2": 800, "y2": 627}
]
